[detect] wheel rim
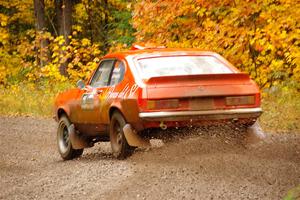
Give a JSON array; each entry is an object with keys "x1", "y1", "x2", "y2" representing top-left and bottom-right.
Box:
[
  {"x1": 58, "y1": 123, "x2": 70, "y2": 154},
  {"x1": 111, "y1": 120, "x2": 123, "y2": 153}
]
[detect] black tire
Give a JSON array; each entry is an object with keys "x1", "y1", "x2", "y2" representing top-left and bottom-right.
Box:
[
  {"x1": 110, "y1": 112, "x2": 134, "y2": 159},
  {"x1": 57, "y1": 115, "x2": 83, "y2": 160}
]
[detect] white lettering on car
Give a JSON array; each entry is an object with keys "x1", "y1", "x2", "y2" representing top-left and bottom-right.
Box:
[
  {"x1": 103, "y1": 86, "x2": 116, "y2": 103},
  {"x1": 129, "y1": 84, "x2": 139, "y2": 97},
  {"x1": 118, "y1": 83, "x2": 130, "y2": 99}
]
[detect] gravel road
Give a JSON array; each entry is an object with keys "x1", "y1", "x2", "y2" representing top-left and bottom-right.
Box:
[{"x1": 0, "y1": 116, "x2": 299, "y2": 200}]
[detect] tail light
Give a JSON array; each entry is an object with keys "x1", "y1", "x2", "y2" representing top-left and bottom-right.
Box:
[
  {"x1": 147, "y1": 99, "x2": 179, "y2": 110},
  {"x1": 137, "y1": 87, "x2": 179, "y2": 110},
  {"x1": 225, "y1": 95, "x2": 255, "y2": 106}
]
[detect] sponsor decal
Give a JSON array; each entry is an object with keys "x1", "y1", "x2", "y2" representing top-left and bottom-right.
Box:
[{"x1": 81, "y1": 83, "x2": 139, "y2": 110}]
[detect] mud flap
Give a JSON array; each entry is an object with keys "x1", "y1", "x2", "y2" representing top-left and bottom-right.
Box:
[
  {"x1": 68, "y1": 124, "x2": 90, "y2": 149},
  {"x1": 123, "y1": 124, "x2": 150, "y2": 147}
]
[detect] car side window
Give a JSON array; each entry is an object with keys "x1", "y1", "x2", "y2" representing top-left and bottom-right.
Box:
[
  {"x1": 90, "y1": 60, "x2": 114, "y2": 87},
  {"x1": 110, "y1": 60, "x2": 125, "y2": 86}
]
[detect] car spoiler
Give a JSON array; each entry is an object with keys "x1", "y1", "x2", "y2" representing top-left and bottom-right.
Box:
[{"x1": 144, "y1": 73, "x2": 251, "y2": 85}]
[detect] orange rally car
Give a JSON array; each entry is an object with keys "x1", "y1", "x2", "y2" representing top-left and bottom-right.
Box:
[{"x1": 54, "y1": 46, "x2": 262, "y2": 160}]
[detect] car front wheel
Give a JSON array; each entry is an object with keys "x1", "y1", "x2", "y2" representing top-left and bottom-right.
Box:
[
  {"x1": 110, "y1": 112, "x2": 134, "y2": 159},
  {"x1": 57, "y1": 115, "x2": 83, "y2": 160}
]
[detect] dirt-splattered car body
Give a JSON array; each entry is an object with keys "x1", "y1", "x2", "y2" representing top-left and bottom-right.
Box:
[{"x1": 54, "y1": 47, "x2": 262, "y2": 159}]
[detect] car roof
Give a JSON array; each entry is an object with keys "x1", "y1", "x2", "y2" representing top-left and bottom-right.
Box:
[{"x1": 103, "y1": 48, "x2": 218, "y2": 59}]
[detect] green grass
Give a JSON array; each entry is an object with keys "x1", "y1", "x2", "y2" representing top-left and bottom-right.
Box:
[
  {"x1": 0, "y1": 83, "x2": 299, "y2": 133},
  {"x1": 283, "y1": 185, "x2": 300, "y2": 200}
]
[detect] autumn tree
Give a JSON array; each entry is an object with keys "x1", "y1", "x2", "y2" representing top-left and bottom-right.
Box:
[
  {"x1": 73, "y1": 0, "x2": 135, "y2": 51},
  {"x1": 0, "y1": 0, "x2": 135, "y2": 84},
  {"x1": 133, "y1": 0, "x2": 300, "y2": 88},
  {"x1": 0, "y1": 0, "x2": 35, "y2": 84}
]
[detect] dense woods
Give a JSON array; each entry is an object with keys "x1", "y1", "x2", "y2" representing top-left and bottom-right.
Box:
[{"x1": 0, "y1": 0, "x2": 299, "y2": 88}]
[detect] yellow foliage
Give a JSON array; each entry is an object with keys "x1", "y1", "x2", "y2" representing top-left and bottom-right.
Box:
[{"x1": 133, "y1": 0, "x2": 300, "y2": 88}]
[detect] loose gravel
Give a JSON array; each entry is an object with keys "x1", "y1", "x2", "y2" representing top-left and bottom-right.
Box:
[{"x1": 0, "y1": 116, "x2": 299, "y2": 200}]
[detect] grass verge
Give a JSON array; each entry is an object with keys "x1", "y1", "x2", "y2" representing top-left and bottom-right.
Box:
[
  {"x1": 260, "y1": 88, "x2": 300, "y2": 133},
  {"x1": 0, "y1": 82, "x2": 72, "y2": 117},
  {"x1": 283, "y1": 185, "x2": 300, "y2": 200}
]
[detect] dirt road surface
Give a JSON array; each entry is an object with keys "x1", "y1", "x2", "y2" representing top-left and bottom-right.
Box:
[{"x1": 0, "y1": 116, "x2": 299, "y2": 200}]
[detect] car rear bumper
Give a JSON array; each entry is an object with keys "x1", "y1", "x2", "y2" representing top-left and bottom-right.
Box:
[{"x1": 139, "y1": 107, "x2": 262, "y2": 121}]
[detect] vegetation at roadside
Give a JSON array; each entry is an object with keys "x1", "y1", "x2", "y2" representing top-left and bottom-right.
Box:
[
  {"x1": 260, "y1": 87, "x2": 300, "y2": 132},
  {"x1": 0, "y1": 82, "x2": 72, "y2": 117},
  {"x1": 284, "y1": 185, "x2": 300, "y2": 200},
  {"x1": 0, "y1": 0, "x2": 299, "y2": 132}
]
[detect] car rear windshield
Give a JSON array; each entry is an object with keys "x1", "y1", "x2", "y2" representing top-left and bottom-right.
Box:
[{"x1": 137, "y1": 55, "x2": 235, "y2": 79}]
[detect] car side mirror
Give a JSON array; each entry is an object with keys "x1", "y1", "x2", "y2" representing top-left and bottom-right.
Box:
[{"x1": 76, "y1": 80, "x2": 85, "y2": 89}]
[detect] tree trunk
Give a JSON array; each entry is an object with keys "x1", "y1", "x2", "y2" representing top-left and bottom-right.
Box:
[
  {"x1": 102, "y1": 0, "x2": 109, "y2": 51},
  {"x1": 34, "y1": 0, "x2": 49, "y2": 67},
  {"x1": 55, "y1": 0, "x2": 73, "y2": 76}
]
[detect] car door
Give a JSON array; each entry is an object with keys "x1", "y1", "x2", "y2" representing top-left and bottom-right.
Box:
[
  {"x1": 76, "y1": 59, "x2": 115, "y2": 134},
  {"x1": 97, "y1": 59, "x2": 126, "y2": 124}
]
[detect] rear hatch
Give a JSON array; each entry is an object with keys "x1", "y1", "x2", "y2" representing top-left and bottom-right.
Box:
[{"x1": 142, "y1": 73, "x2": 260, "y2": 111}]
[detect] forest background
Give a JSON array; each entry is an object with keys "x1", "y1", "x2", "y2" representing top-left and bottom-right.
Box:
[{"x1": 0, "y1": 0, "x2": 299, "y2": 132}]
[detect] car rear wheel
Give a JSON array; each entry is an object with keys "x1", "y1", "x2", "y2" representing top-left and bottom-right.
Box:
[
  {"x1": 57, "y1": 115, "x2": 83, "y2": 160},
  {"x1": 110, "y1": 112, "x2": 134, "y2": 159}
]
